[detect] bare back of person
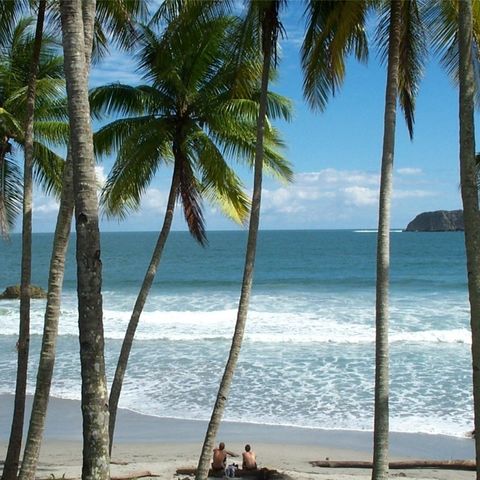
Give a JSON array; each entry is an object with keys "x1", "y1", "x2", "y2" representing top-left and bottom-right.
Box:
[
  {"x1": 212, "y1": 448, "x2": 227, "y2": 470},
  {"x1": 212, "y1": 442, "x2": 236, "y2": 470},
  {"x1": 242, "y1": 444, "x2": 257, "y2": 470}
]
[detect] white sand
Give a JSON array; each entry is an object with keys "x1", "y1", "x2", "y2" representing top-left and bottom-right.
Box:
[{"x1": 0, "y1": 395, "x2": 475, "y2": 479}]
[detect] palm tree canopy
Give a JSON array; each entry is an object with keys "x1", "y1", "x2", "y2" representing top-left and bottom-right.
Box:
[
  {"x1": 0, "y1": 15, "x2": 67, "y2": 237},
  {"x1": 303, "y1": 0, "x2": 426, "y2": 137},
  {"x1": 302, "y1": 0, "x2": 369, "y2": 111},
  {"x1": 426, "y1": 0, "x2": 480, "y2": 107},
  {"x1": 91, "y1": 10, "x2": 292, "y2": 243},
  {"x1": 376, "y1": 0, "x2": 427, "y2": 139}
]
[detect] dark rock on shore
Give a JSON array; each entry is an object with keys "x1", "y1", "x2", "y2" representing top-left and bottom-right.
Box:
[
  {"x1": 405, "y1": 210, "x2": 464, "y2": 232},
  {"x1": 0, "y1": 284, "x2": 47, "y2": 299}
]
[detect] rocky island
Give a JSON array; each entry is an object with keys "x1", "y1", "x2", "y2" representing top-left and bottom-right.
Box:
[{"x1": 405, "y1": 210, "x2": 464, "y2": 232}]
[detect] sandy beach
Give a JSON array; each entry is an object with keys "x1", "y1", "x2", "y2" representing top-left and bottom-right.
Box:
[{"x1": 0, "y1": 394, "x2": 475, "y2": 479}]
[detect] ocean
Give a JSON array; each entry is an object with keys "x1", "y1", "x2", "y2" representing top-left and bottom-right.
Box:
[{"x1": 0, "y1": 230, "x2": 473, "y2": 438}]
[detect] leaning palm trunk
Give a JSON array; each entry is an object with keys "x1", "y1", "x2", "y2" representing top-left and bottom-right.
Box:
[
  {"x1": 195, "y1": 22, "x2": 273, "y2": 480},
  {"x1": 458, "y1": 2, "x2": 480, "y2": 479},
  {"x1": 109, "y1": 167, "x2": 180, "y2": 453},
  {"x1": 2, "y1": 3, "x2": 47, "y2": 479},
  {"x1": 372, "y1": 2, "x2": 402, "y2": 480},
  {"x1": 59, "y1": 0, "x2": 110, "y2": 478},
  {"x1": 18, "y1": 156, "x2": 74, "y2": 480}
]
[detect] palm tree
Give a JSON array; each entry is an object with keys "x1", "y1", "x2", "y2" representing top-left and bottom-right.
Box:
[
  {"x1": 90, "y1": 5, "x2": 292, "y2": 453},
  {"x1": 18, "y1": 2, "x2": 149, "y2": 479},
  {"x1": 195, "y1": 2, "x2": 289, "y2": 478},
  {"x1": 458, "y1": 1, "x2": 480, "y2": 478},
  {"x1": 302, "y1": 1, "x2": 425, "y2": 478},
  {"x1": 59, "y1": 0, "x2": 110, "y2": 478},
  {"x1": 0, "y1": 16, "x2": 66, "y2": 480},
  {"x1": 13, "y1": 2, "x2": 148, "y2": 477},
  {"x1": 371, "y1": 2, "x2": 425, "y2": 478},
  {"x1": 2, "y1": 3, "x2": 47, "y2": 480}
]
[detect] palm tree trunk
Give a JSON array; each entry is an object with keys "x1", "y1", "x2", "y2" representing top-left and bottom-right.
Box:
[
  {"x1": 19, "y1": 1, "x2": 95, "y2": 476},
  {"x1": 109, "y1": 166, "x2": 180, "y2": 454},
  {"x1": 18, "y1": 155, "x2": 74, "y2": 480},
  {"x1": 59, "y1": 1, "x2": 110, "y2": 479},
  {"x1": 195, "y1": 19, "x2": 273, "y2": 480},
  {"x1": 458, "y1": 2, "x2": 480, "y2": 479},
  {"x1": 1, "y1": 3, "x2": 46, "y2": 478},
  {"x1": 372, "y1": 2, "x2": 401, "y2": 480}
]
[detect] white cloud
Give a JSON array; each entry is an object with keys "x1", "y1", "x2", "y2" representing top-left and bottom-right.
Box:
[
  {"x1": 34, "y1": 198, "x2": 59, "y2": 215},
  {"x1": 142, "y1": 188, "x2": 167, "y2": 213},
  {"x1": 257, "y1": 168, "x2": 440, "y2": 229},
  {"x1": 397, "y1": 167, "x2": 422, "y2": 176},
  {"x1": 342, "y1": 186, "x2": 377, "y2": 206},
  {"x1": 393, "y1": 189, "x2": 435, "y2": 199}
]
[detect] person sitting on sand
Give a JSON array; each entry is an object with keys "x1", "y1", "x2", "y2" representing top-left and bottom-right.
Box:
[
  {"x1": 242, "y1": 444, "x2": 257, "y2": 470},
  {"x1": 212, "y1": 442, "x2": 237, "y2": 470}
]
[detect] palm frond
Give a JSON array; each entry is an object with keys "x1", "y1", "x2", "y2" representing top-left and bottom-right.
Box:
[
  {"x1": 377, "y1": 0, "x2": 427, "y2": 138},
  {"x1": 0, "y1": 152, "x2": 23, "y2": 239},
  {"x1": 89, "y1": 83, "x2": 171, "y2": 119},
  {"x1": 176, "y1": 151, "x2": 207, "y2": 245},
  {"x1": 100, "y1": 118, "x2": 173, "y2": 218},
  {"x1": 190, "y1": 129, "x2": 250, "y2": 224},
  {"x1": 34, "y1": 121, "x2": 70, "y2": 148},
  {"x1": 150, "y1": 0, "x2": 232, "y2": 29},
  {"x1": 425, "y1": 0, "x2": 480, "y2": 107},
  {"x1": 302, "y1": 0, "x2": 369, "y2": 111},
  {"x1": 0, "y1": 107, "x2": 23, "y2": 137},
  {"x1": 32, "y1": 141, "x2": 64, "y2": 197},
  {"x1": 0, "y1": 0, "x2": 29, "y2": 51},
  {"x1": 94, "y1": 115, "x2": 171, "y2": 157}
]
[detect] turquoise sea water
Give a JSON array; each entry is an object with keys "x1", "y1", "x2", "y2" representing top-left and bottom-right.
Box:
[{"x1": 0, "y1": 230, "x2": 473, "y2": 437}]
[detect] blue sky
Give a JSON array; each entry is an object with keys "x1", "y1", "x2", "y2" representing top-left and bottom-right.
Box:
[{"x1": 30, "y1": 4, "x2": 473, "y2": 233}]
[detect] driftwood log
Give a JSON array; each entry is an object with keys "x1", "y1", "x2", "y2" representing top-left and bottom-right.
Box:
[
  {"x1": 176, "y1": 467, "x2": 279, "y2": 478},
  {"x1": 37, "y1": 471, "x2": 159, "y2": 480},
  {"x1": 310, "y1": 459, "x2": 476, "y2": 471}
]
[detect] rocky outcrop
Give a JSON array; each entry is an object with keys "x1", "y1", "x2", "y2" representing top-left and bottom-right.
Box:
[
  {"x1": 405, "y1": 210, "x2": 464, "y2": 232},
  {"x1": 0, "y1": 284, "x2": 47, "y2": 299}
]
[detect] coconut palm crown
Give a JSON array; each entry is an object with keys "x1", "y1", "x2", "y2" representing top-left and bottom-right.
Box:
[
  {"x1": 90, "y1": 11, "x2": 292, "y2": 241},
  {"x1": 0, "y1": 16, "x2": 66, "y2": 237}
]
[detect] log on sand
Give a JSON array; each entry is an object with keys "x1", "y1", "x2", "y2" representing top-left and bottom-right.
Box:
[
  {"x1": 111, "y1": 471, "x2": 161, "y2": 479},
  {"x1": 176, "y1": 467, "x2": 281, "y2": 478},
  {"x1": 310, "y1": 459, "x2": 476, "y2": 471},
  {"x1": 37, "y1": 471, "x2": 160, "y2": 480}
]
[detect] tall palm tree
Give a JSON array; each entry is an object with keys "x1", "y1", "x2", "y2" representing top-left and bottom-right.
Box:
[
  {"x1": 458, "y1": 1, "x2": 480, "y2": 478},
  {"x1": 371, "y1": 2, "x2": 425, "y2": 478},
  {"x1": 195, "y1": 2, "x2": 288, "y2": 479},
  {"x1": 59, "y1": 0, "x2": 110, "y2": 478},
  {"x1": 90, "y1": 5, "x2": 292, "y2": 453},
  {"x1": 302, "y1": 1, "x2": 425, "y2": 478},
  {"x1": 1, "y1": 2, "x2": 48, "y2": 479},
  {"x1": 18, "y1": 2, "x2": 149, "y2": 479},
  {"x1": 0, "y1": 17, "x2": 66, "y2": 480}
]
